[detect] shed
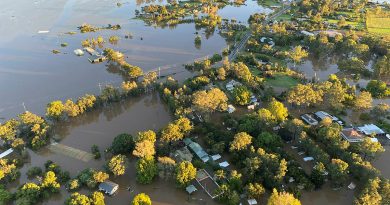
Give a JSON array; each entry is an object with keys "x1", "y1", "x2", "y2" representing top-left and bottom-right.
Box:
[
  {"x1": 300, "y1": 114, "x2": 318, "y2": 126},
  {"x1": 247, "y1": 199, "x2": 258, "y2": 205},
  {"x1": 303, "y1": 157, "x2": 314, "y2": 162},
  {"x1": 73, "y1": 49, "x2": 84, "y2": 56},
  {"x1": 186, "y1": 185, "x2": 197, "y2": 194},
  {"x1": 219, "y1": 161, "x2": 230, "y2": 168},
  {"x1": 99, "y1": 181, "x2": 119, "y2": 195}
]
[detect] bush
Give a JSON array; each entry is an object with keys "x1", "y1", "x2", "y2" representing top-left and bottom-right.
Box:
[
  {"x1": 26, "y1": 167, "x2": 43, "y2": 178},
  {"x1": 91, "y1": 145, "x2": 101, "y2": 159},
  {"x1": 360, "y1": 113, "x2": 371, "y2": 121}
]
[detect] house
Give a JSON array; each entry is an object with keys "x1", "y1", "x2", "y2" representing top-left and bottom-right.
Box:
[
  {"x1": 300, "y1": 114, "x2": 318, "y2": 126},
  {"x1": 226, "y1": 80, "x2": 242, "y2": 92},
  {"x1": 99, "y1": 181, "x2": 119, "y2": 196},
  {"x1": 341, "y1": 128, "x2": 365, "y2": 143},
  {"x1": 314, "y1": 111, "x2": 343, "y2": 126},
  {"x1": 84, "y1": 47, "x2": 101, "y2": 56},
  {"x1": 357, "y1": 124, "x2": 386, "y2": 137},
  {"x1": 228, "y1": 105, "x2": 236, "y2": 113},
  {"x1": 89, "y1": 56, "x2": 107, "y2": 64}
]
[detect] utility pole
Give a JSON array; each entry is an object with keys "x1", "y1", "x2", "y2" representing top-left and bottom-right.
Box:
[
  {"x1": 158, "y1": 67, "x2": 161, "y2": 79},
  {"x1": 98, "y1": 83, "x2": 102, "y2": 93}
]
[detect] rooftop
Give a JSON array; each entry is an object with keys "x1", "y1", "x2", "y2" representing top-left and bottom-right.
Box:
[
  {"x1": 341, "y1": 128, "x2": 365, "y2": 143},
  {"x1": 357, "y1": 124, "x2": 385, "y2": 136}
]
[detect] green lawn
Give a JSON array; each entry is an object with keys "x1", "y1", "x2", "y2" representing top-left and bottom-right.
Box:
[
  {"x1": 275, "y1": 14, "x2": 293, "y2": 21},
  {"x1": 326, "y1": 19, "x2": 365, "y2": 29},
  {"x1": 265, "y1": 73, "x2": 299, "y2": 88},
  {"x1": 366, "y1": 16, "x2": 390, "y2": 36},
  {"x1": 258, "y1": 0, "x2": 281, "y2": 7}
]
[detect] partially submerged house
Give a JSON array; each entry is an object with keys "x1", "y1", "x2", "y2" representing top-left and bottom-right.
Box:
[
  {"x1": 0, "y1": 148, "x2": 14, "y2": 159},
  {"x1": 98, "y1": 181, "x2": 119, "y2": 196},
  {"x1": 186, "y1": 139, "x2": 210, "y2": 162},
  {"x1": 314, "y1": 111, "x2": 343, "y2": 126},
  {"x1": 227, "y1": 105, "x2": 236, "y2": 114}
]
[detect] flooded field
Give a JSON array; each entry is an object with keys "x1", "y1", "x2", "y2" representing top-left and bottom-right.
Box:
[{"x1": 9, "y1": 93, "x2": 217, "y2": 205}]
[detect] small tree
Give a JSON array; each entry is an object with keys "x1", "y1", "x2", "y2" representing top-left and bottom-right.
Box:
[
  {"x1": 175, "y1": 161, "x2": 196, "y2": 187},
  {"x1": 267, "y1": 189, "x2": 301, "y2": 205},
  {"x1": 136, "y1": 156, "x2": 157, "y2": 184},
  {"x1": 230, "y1": 132, "x2": 252, "y2": 151},
  {"x1": 107, "y1": 155, "x2": 126, "y2": 176}
]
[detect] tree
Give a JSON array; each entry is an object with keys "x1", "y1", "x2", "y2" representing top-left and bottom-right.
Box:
[
  {"x1": 310, "y1": 162, "x2": 326, "y2": 189},
  {"x1": 230, "y1": 132, "x2": 252, "y2": 151},
  {"x1": 174, "y1": 117, "x2": 193, "y2": 134},
  {"x1": 136, "y1": 156, "x2": 157, "y2": 184},
  {"x1": 16, "y1": 183, "x2": 41, "y2": 205},
  {"x1": 338, "y1": 57, "x2": 366, "y2": 73},
  {"x1": 232, "y1": 85, "x2": 251, "y2": 105},
  {"x1": 246, "y1": 183, "x2": 265, "y2": 200},
  {"x1": 267, "y1": 189, "x2": 301, "y2": 205},
  {"x1": 232, "y1": 62, "x2": 252, "y2": 83},
  {"x1": 0, "y1": 185, "x2": 11, "y2": 205},
  {"x1": 354, "y1": 177, "x2": 382, "y2": 205},
  {"x1": 359, "y1": 137, "x2": 385, "y2": 160},
  {"x1": 175, "y1": 161, "x2": 196, "y2": 187},
  {"x1": 289, "y1": 46, "x2": 308, "y2": 66},
  {"x1": 366, "y1": 80, "x2": 390, "y2": 98},
  {"x1": 374, "y1": 55, "x2": 390, "y2": 80},
  {"x1": 257, "y1": 108, "x2": 277, "y2": 126},
  {"x1": 160, "y1": 123, "x2": 183, "y2": 143},
  {"x1": 133, "y1": 140, "x2": 155, "y2": 158},
  {"x1": 93, "y1": 171, "x2": 109, "y2": 183},
  {"x1": 354, "y1": 91, "x2": 373, "y2": 110},
  {"x1": 46, "y1": 101, "x2": 64, "y2": 119},
  {"x1": 111, "y1": 133, "x2": 134, "y2": 154},
  {"x1": 132, "y1": 193, "x2": 152, "y2": 205},
  {"x1": 41, "y1": 171, "x2": 60, "y2": 193},
  {"x1": 329, "y1": 158, "x2": 349, "y2": 188},
  {"x1": 267, "y1": 98, "x2": 288, "y2": 122},
  {"x1": 192, "y1": 88, "x2": 228, "y2": 113},
  {"x1": 65, "y1": 192, "x2": 90, "y2": 205},
  {"x1": 91, "y1": 191, "x2": 105, "y2": 205},
  {"x1": 255, "y1": 132, "x2": 282, "y2": 149},
  {"x1": 107, "y1": 155, "x2": 126, "y2": 176},
  {"x1": 136, "y1": 130, "x2": 156, "y2": 143},
  {"x1": 64, "y1": 99, "x2": 80, "y2": 117},
  {"x1": 287, "y1": 84, "x2": 322, "y2": 107},
  {"x1": 217, "y1": 67, "x2": 226, "y2": 80}
]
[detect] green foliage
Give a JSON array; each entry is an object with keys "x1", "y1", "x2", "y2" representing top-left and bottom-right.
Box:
[
  {"x1": 366, "y1": 80, "x2": 390, "y2": 98},
  {"x1": 267, "y1": 189, "x2": 301, "y2": 205},
  {"x1": 107, "y1": 155, "x2": 126, "y2": 176},
  {"x1": 26, "y1": 166, "x2": 42, "y2": 178},
  {"x1": 65, "y1": 192, "x2": 90, "y2": 205},
  {"x1": 230, "y1": 132, "x2": 252, "y2": 151},
  {"x1": 136, "y1": 156, "x2": 157, "y2": 184},
  {"x1": 111, "y1": 133, "x2": 134, "y2": 154},
  {"x1": 267, "y1": 98, "x2": 288, "y2": 122},
  {"x1": 46, "y1": 101, "x2": 64, "y2": 119},
  {"x1": 0, "y1": 185, "x2": 11, "y2": 205},
  {"x1": 232, "y1": 85, "x2": 251, "y2": 105}
]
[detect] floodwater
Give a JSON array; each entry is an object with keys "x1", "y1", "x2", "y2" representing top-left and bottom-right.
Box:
[
  {"x1": 0, "y1": 0, "x2": 226, "y2": 119},
  {"x1": 10, "y1": 93, "x2": 217, "y2": 205}
]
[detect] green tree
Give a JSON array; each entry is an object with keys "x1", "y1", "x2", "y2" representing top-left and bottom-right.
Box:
[
  {"x1": 267, "y1": 189, "x2": 301, "y2": 205},
  {"x1": 46, "y1": 101, "x2": 64, "y2": 119},
  {"x1": 16, "y1": 183, "x2": 41, "y2": 205},
  {"x1": 111, "y1": 133, "x2": 134, "y2": 154},
  {"x1": 366, "y1": 80, "x2": 390, "y2": 98},
  {"x1": 232, "y1": 62, "x2": 252, "y2": 83},
  {"x1": 132, "y1": 193, "x2": 152, "y2": 205},
  {"x1": 329, "y1": 158, "x2": 349, "y2": 188},
  {"x1": 338, "y1": 57, "x2": 366, "y2": 73},
  {"x1": 175, "y1": 161, "x2": 196, "y2": 187},
  {"x1": 310, "y1": 162, "x2": 327, "y2": 189},
  {"x1": 92, "y1": 171, "x2": 109, "y2": 183},
  {"x1": 107, "y1": 155, "x2": 126, "y2": 176},
  {"x1": 174, "y1": 117, "x2": 193, "y2": 134},
  {"x1": 374, "y1": 55, "x2": 390, "y2": 80},
  {"x1": 217, "y1": 67, "x2": 226, "y2": 80},
  {"x1": 230, "y1": 132, "x2": 252, "y2": 151},
  {"x1": 232, "y1": 85, "x2": 251, "y2": 105},
  {"x1": 136, "y1": 156, "x2": 157, "y2": 184},
  {"x1": 267, "y1": 98, "x2": 288, "y2": 122}
]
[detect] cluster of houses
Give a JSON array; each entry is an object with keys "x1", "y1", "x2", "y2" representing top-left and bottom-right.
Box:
[
  {"x1": 73, "y1": 47, "x2": 108, "y2": 64},
  {"x1": 301, "y1": 111, "x2": 389, "y2": 143},
  {"x1": 225, "y1": 80, "x2": 260, "y2": 112}
]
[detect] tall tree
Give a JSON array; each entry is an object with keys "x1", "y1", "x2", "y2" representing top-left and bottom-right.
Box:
[
  {"x1": 354, "y1": 91, "x2": 373, "y2": 110},
  {"x1": 175, "y1": 161, "x2": 196, "y2": 187},
  {"x1": 132, "y1": 193, "x2": 152, "y2": 205},
  {"x1": 107, "y1": 155, "x2": 126, "y2": 176},
  {"x1": 192, "y1": 88, "x2": 228, "y2": 113},
  {"x1": 267, "y1": 98, "x2": 288, "y2": 122},
  {"x1": 230, "y1": 132, "x2": 253, "y2": 151}
]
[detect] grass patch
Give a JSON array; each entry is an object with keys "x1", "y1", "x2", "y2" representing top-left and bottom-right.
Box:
[
  {"x1": 265, "y1": 73, "x2": 299, "y2": 88},
  {"x1": 258, "y1": 0, "x2": 281, "y2": 7},
  {"x1": 275, "y1": 13, "x2": 293, "y2": 21},
  {"x1": 366, "y1": 10, "x2": 390, "y2": 36}
]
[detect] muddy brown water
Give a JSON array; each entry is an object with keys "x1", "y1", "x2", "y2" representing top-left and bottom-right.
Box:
[{"x1": 0, "y1": 0, "x2": 387, "y2": 204}]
